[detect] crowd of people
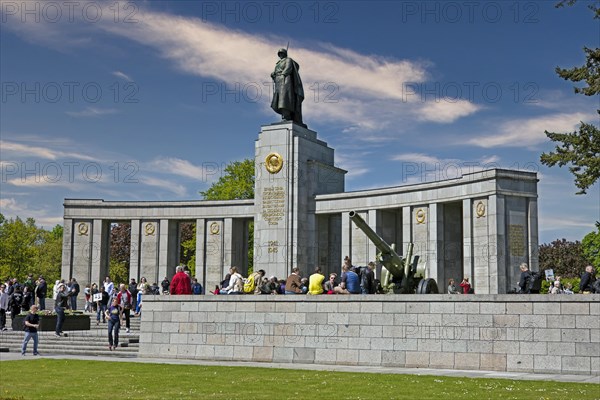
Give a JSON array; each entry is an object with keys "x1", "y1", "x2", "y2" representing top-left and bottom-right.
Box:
[
  {"x1": 209, "y1": 257, "x2": 379, "y2": 296},
  {"x1": 515, "y1": 263, "x2": 598, "y2": 294}
]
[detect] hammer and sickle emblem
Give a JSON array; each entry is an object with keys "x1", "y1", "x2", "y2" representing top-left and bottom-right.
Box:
[
  {"x1": 265, "y1": 152, "x2": 283, "y2": 174},
  {"x1": 415, "y1": 208, "x2": 426, "y2": 224},
  {"x1": 77, "y1": 222, "x2": 89, "y2": 236},
  {"x1": 144, "y1": 222, "x2": 156, "y2": 236},
  {"x1": 476, "y1": 201, "x2": 486, "y2": 218}
]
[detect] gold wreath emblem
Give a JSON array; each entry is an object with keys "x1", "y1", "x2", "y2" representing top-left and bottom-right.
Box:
[
  {"x1": 415, "y1": 208, "x2": 426, "y2": 224},
  {"x1": 210, "y1": 222, "x2": 220, "y2": 235},
  {"x1": 77, "y1": 222, "x2": 89, "y2": 236},
  {"x1": 144, "y1": 222, "x2": 156, "y2": 236},
  {"x1": 476, "y1": 201, "x2": 486, "y2": 218},
  {"x1": 265, "y1": 152, "x2": 283, "y2": 174}
]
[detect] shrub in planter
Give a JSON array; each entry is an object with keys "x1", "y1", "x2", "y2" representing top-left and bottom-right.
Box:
[{"x1": 11, "y1": 310, "x2": 90, "y2": 331}]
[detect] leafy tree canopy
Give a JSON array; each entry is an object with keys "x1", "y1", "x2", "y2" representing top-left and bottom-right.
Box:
[
  {"x1": 581, "y1": 223, "x2": 600, "y2": 273},
  {"x1": 200, "y1": 159, "x2": 255, "y2": 200},
  {"x1": 540, "y1": 1, "x2": 600, "y2": 194},
  {"x1": 0, "y1": 213, "x2": 62, "y2": 283},
  {"x1": 538, "y1": 238, "x2": 592, "y2": 278}
]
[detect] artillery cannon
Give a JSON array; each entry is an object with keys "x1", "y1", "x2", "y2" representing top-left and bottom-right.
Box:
[{"x1": 349, "y1": 211, "x2": 438, "y2": 294}]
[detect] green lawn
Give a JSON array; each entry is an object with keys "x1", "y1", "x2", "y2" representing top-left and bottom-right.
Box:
[{"x1": 0, "y1": 360, "x2": 597, "y2": 399}]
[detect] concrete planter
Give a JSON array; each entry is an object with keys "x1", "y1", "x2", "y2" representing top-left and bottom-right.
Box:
[{"x1": 11, "y1": 314, "x2": 90, "y2": 331}]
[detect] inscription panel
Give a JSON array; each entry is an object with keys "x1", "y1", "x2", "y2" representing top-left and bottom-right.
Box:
[{"x1": 262, "y1": 186, "x2": 285, "y2": 225}]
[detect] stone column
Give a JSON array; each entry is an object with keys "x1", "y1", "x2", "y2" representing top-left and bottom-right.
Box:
[
  {"x1": 205, "y1": 219, "x2": 224, "y2": 291},
  {"x1": 412, "y1": 206, "x2": 429, "y2": 276},
  {"x1": 70, "y1": 220, "x2": 93, "y2": 284},
  {"x1": 61, "y1": 218, "x2": 73, "y2": 280},
  {"x1": 129, "y1": 219, "x2": 140, "y2": 280},
  {"x1": 195, "y1": 218, "x2": 206, "y2": 284},
  {"x1": 139, "y1": 220, "x2": 160, "y2": 284},
  {"x1": 528, "y1": 198, "x2": 539, "y2": 272},
  {"x1": 472, "y1": 196, "x2": 494, "y2": 294},
  {"x1": 427, "y1": 203, "x2": 441, "y2": 283},
  {"x1": 462, "y1": 199, "x2": 473, "y2": 283},
  {"x1": 490, "y1": 195, "x2": 506, "y2": 294},
  {"x1": 402, "y1": 206, "x2": 411, "y2": 255},
  {"x1": 367, "y1": 209, "x2": 379, "y2": 265},
  {"x1": 350, "y1": 210, "x2": 369, "y2": 266},
  {"x1": 340, "y1": 211, "x2": 351, "y2": 271},
  {"x1": 157, "y1": 219, "x2": 178, "y2": 281}
]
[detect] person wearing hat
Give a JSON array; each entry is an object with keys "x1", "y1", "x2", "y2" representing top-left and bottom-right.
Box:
[
  {"x1": 270, "y1": 48, "x2": 305, "y2": 127},
  {"x1": 54, "y1": 283, "x2": 76, "y2": 337}
]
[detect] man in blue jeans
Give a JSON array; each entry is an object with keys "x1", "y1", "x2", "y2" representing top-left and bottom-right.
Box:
[
  {"x1": 21, "y1": 304, "x2": 40, "y2": 355},
  {"x1": 54, "y1": 283, "x2": 76, "y2": 337}
]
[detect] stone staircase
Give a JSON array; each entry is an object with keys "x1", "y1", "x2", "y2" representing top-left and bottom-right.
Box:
[{"x1": 0, "y1": 313, "x2": 140, "y2": 357}]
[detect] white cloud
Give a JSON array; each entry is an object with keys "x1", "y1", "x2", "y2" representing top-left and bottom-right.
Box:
[
  {"x1": 0, "y1": 197, "x2": 63, "y2": 228},
  {"x1": 113, "y1": 71, "x2": 132, "y2": 81},
  {"x1": 140, "y1": 176, "x2": 187, "y2": 197},
  {"x1": 465, "y1": 112, "x2": 591, "y2": 148},
  {"x1": 391, "y1": 153, "x2": 456, "y2": 165},
  {"x1": 65, "y1": 107, "x2": 119, "y2": 117},
  {"x1": 0, "y1": 140, "x2": 99, "y2": 161},
  {"x1": 148, "y1": 157, "x2": 214, "y2": 182},
  {"x1": 334, "y1": 153, "x2": 370, "y2": 179},
  {"x1": 415, "y1": 99, "x2": 481, "y2": 123}
]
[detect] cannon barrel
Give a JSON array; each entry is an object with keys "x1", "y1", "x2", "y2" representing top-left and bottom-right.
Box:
[{"x1": 348, "y1": 211, "x2": 405, "y2": 278}]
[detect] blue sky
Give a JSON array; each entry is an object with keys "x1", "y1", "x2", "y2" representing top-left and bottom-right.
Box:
[{"x1": 1, "y1": 0, "x2": 598, "y2": 244}]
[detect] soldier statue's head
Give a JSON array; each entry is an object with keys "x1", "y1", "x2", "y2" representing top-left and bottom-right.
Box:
[{"x1": 277, "y1": 48, "x2": 287, "y2": 58}]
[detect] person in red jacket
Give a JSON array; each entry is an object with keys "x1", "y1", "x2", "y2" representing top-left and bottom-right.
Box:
[
  {"x1": 459, "y1": 277, "x2": 471, "y2": 294},
  {"x1": 170, "y1": 266, "x2": 192, "y2": 295}
]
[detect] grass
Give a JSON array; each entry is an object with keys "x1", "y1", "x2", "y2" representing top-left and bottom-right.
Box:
[{"x1": 0, "y1": 359, "x2": 598, "y2": 399}]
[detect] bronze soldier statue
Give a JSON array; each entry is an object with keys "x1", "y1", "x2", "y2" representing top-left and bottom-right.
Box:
[{"x1": 270, "y1": 48, "x2": 305, "y2": 127}]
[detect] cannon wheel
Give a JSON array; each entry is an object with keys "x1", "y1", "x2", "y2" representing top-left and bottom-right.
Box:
[{"x1": 416, "y1": 278, "x2": 439, "y2": 294}]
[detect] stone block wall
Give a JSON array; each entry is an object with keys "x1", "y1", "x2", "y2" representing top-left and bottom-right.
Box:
[{"x1": 139, "y1": 295, "x2": 599, "y2": 375}]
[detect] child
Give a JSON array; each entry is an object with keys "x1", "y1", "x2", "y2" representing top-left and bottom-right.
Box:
[{"x1": 84, "y1": 284, "x2": 92, "y2": 313}]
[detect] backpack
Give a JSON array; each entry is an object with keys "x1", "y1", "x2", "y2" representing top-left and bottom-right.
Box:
[
  {"x1": 528, "y1": 271, "x2": 543, "y2": 292},
  {"x1": 192, "y1": 283, "x2": 203, "y2": 295},
  {"x1": 592, "y1": 279, "x2": 600, "y2": 294},
  {"x1": 243, "y1": 273, "x2": 257, "y2": 294}
]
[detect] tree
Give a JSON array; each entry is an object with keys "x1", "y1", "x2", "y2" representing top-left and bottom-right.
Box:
[
  {"x1": 0, "y1": 215, "x2": 42, "y2": 280},
  {"x1": 180, "y1": 222, "x2": 196, "y2": 275},
  {"x1": 581, "y1": 223, "x2": 600, "y2": 273},
  {"x1": 109, "y1": 223, "x2": 131, "y2": 283},
  {"x1": 538, "y1": 238, "x2": 592, "y2": 278},
  {"x1": 540, "y1": 1, "x2": 600, "y2": 194},
  {"x1": 200, "y1": 159, "x2": 255, "y2": 200},
  {"x1": 35, "y1": 224, "x2": 63, "y2": 285},
  {"x1": 0, "y1": 214, "x2": 62, "y2": 282}
]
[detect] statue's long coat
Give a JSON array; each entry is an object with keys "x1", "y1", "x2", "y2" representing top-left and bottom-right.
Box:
[{"x1": 271, "y1": 57, "x2": 304, "y2": 124}]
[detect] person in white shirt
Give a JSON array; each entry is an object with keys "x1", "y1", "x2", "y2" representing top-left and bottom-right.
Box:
[
  {"x1": 103, "y1": 276, "x2": 115, "y2": 298},
  {"x1": 222, "y1": 267, "x2": 244, "y2": 294}
]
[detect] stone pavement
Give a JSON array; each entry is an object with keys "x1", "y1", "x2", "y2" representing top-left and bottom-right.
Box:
[{"x1": 1, "y1": 352, "x2": 598, "y2": 384}]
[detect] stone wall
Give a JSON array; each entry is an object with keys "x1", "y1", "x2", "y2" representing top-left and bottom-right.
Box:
[{"x1": 139, "y1": 295, "x2": 599, "y2": 375}]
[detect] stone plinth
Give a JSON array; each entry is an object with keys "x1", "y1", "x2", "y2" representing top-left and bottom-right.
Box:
[
  {"x1": 253, "y1": 122, "x2": 345, "y2": 279},
  {"x1": 139, "y1": 294, "x2": 600, "y2": 376}
]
